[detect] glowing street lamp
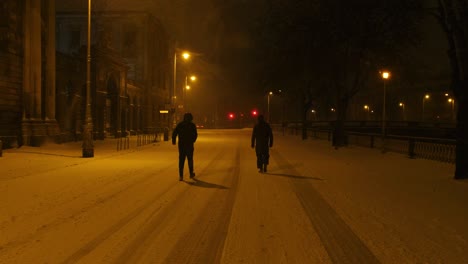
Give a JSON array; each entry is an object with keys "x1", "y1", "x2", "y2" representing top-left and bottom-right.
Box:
[
  {"x1": 448, "y1": 98, "x2": 455, "y2": 121},
  {"x1": 184, "y1": 74, "x2": 196, "y2": 111},
  {"x1": 311, "y1": 109, "x2": 317, "y2": 121},
  {"x1": 173, "y1": 51, "x2": 190, "y2": 126},
  {"x1": 399, "y1": 102, "x2": 406, "y2": 121},
  {"x1": 267, "y1": 91, "x2": 273, "y2": 122},
  {"x1": 422, "y1": 94, "x2": 430, "y2": 121},
  {"x1": 381, "y1": 71, "x2": 390, "y2": 152},
  {"x1": 364, "y1": 105, "x2": 370, "y2": 120}
]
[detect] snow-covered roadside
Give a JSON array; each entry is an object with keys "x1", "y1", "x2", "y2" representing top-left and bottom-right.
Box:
[
  {"x1": 274, "y1": 133, "x2": 467, "y2": 263},
  {"x1": 1, "y1": 129, "x2": 466, "y2": 263}
]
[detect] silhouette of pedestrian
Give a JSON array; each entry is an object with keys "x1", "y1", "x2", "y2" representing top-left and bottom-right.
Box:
[
  {"x1": 251, "y1": 114, "x2": 273, "y2": 173},
  {"x1": 172, "y1": 113, "x2": 198, "y2": 181}
]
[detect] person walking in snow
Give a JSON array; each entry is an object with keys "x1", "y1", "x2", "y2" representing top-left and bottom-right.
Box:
[
  {"x1": 172, "y1": 113, "x2": 198, "y2": 181},
  {"x1": 251, "y1": 114, "x2": 273, "y2": 173}
]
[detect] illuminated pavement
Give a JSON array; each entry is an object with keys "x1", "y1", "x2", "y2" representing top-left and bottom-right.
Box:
[{"x1": 1, "y1": 129, "x2": 465, "y2": 263}]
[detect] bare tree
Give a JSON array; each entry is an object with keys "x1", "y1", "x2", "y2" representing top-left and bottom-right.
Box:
[
  {"x1": 250, "y1": 0, "x2": 424, "y2": 143},
  {"x1": 435, "y1": 0, "x2": 468, "y2": 179}
]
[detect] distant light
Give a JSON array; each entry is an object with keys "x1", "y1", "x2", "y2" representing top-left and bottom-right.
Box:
[
  {"x1": 448, "y1": 98, "x2": 453, "y2": 103},
  {"x1": 399, "y1": 102, "x2": 404, "y2": 107},
  {"x1": 182, "y1": 52, "x2": 190, "y2": 60},
  {"x1": 382, "y1": 71, "x2": 390, "y2": 79},
  {"x1": 425, "y1": 94, "x2": 430, "y2": 99},
  {"x1": 311, "y1": 109, "x2": 315, "y2": 113},
  {"x1": 190, "y1": 75, "x2": 196, "y2": 81},
  {"x1": 159, "y1": 110, "x2": 169, "y2": 114},
  {"x1": 269, "y1": 91, "x2": 273, "y2": 95},
  {"x1": 331, "y1": 108, "x2": 335, "y2": 112},
  {"x1": 364, "y1": 105, "x2": 369, "y2": 110},
  {"x1": 186, "y1": 85, "x2": 190, "y2": 90},
  {"x1": 445, "y1": 93, "x2": 449, "y2": 97}
]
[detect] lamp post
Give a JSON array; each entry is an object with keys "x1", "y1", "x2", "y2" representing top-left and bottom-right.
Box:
[
  {"x1": 267, "y1": 91, "x2": 273, "y2": 122},
  {"x1": 82, "y1": 0, "x2": 94, "y2": 157},
  {"x1": 422, "y1": 94, "x2": 430, "y2": 121},
  {"x1": 448, "y1": 98, "x2": 455, "y2": 121},
  {"x1": 381, "y1": 71, "x2": 390, "y2": 152},
  {"x1": 311, "y1": 109, "x2": 317, "y2": 121},
  {"x1": 399, "y1": 102, "x2": 406, "y2": 121},
  {"x1": 184, "y1": 75, "x2": 196, "y2": 111},
  {"x1": 172, "y1": 51, "x2": 190, "y2": 127},
  {"x1": 364, "y1": 105, "x2": 370, "y2": 120}
]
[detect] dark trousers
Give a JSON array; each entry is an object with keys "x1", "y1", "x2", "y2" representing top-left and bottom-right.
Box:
[
  {"x1": 179, "y1": 145, "x2": 194, "y2": 177},
  {"x1": 255, "y1": 147, "x2": 269, "y2": 168}
]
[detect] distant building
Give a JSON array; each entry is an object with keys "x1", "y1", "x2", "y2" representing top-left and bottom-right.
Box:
[
  {"x1": 0, "y1": 1, "x2": 172, "y2": 148},
  {"x1": 56, "y1": 11, "x2": 172, "y2": 141}
]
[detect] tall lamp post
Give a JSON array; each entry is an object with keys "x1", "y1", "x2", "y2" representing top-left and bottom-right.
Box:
[
  {"x1": 399, "y1": 102, "x2": 406, "y2": 121},
  {"x1": 82, "y1": 0, "x2": 94, "y2": 157},
  {"x1": 184, "y1": 75, "x2": 196, "y2": 111},
  {"x1": 422, "y1": 94, "x2": 430, "y2": 121},
  {"x1": 448, "y1": 98, "x2": 455, "y2": 121},
  {"x1": 381, "y1": 71, "x2": 390, "y2": 152},
  {"x1": 172, "y1": 51, "x2": 190, "y2": 127},
  {"x1": 364, "y1": 105, "x2": 370, "y2": 120},
  {"x1": 267, "y1": 91, "x2": 273, "y2": 122}
]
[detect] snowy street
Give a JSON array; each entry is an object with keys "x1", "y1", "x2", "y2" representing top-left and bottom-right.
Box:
[{"x1": 1, "y1": 129, "x2": 466, "y2": 263}]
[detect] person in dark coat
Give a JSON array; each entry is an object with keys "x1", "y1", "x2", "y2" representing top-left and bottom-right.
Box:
[
  {"x1": 172, "y1": 113, "x2": 198, "y2": 181},
  {"x1": 251, "y1": 114, "x2": 273, "y2": 173}
]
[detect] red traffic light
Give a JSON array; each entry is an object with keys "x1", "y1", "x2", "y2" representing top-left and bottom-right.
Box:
[
  {"x1": 228, "y1": 113, "x2": 235, "y2": 119},
  {"x1": 252, "y1": 110, "x2": 258, "y2": 116}
]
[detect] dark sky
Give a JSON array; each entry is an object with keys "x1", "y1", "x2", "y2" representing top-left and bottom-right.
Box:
[{"x1": 57, "y1": 0, "x2": 451, "y2": 122}]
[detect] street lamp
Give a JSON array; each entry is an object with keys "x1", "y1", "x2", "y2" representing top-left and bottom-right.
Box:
[
  {"x1": 267, "y1": 91, "x2": 273, "y2": 122},
  {"x1": 311, "y1": 109, "x2": 317, "y2": 121},
  {"x1": 422, "y1": 94, "x2": 430, "y2": 121},
  {"x1": 184, "y1": 74, "x2": 196, "y2": 111},
  {"x1": 381, "y1": 71, "x2": 390, "y2": 152},
  {"x1": 399, "y1": 102, "x2": 406, "y2": 121},
  {"x1": 448, "y1": 98, "x2": 455, "y2": 121},
  {"x1": 172, "y1": 51, "x2": 190, "y2": 126},
  {"x1": 364, "y1": 105, "x2": 370, "y2": 120},
  {"x1": 82, "y1": 0, "x2": 94, "y2": 157}
]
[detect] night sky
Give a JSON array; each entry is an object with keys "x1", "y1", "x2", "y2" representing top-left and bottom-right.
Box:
[{"x1": 56, "y1": 0, "x2": 451, "y2": 122}]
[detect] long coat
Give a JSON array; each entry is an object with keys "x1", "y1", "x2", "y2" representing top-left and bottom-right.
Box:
[{"x1": 251, "y1": 121, "x2": 273, "y2": 154}]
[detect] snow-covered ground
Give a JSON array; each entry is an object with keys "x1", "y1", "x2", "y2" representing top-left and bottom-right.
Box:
[{"x1": 0, "y1": 129, "x2": 465, "y2": 263}]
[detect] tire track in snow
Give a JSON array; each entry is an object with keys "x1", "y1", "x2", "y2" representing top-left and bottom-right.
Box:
[
  {"x1": 59, "y1": 162, "x2": 183, "y2": 264},
  {"x1": 110, "y1": 147, "x2": 230, "y2": 263},
  {"x1": 162, "y1": 145, "x2": 240, "y2": 263},
  {"x1": 0, "y1": 161, "x2": 174, "y2": 253},
  {"x1": 272, "y1": 149, "x2": 380, "y2": 264}
]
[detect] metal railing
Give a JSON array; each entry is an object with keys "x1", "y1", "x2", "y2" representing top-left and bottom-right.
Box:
[
  {"x1": 277, "y1": 124, "x2": 456, "y2": 164},
  {"x1": 117, "y1": 136, "x2": 130, "y2": 151}
]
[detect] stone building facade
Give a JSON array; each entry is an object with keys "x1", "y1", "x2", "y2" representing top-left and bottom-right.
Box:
[{"x1": 0, "y1": 1, "x2": 172, "y2": 148}]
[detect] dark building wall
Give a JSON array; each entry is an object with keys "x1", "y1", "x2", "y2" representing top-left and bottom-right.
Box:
[
  {"x1": 0, "y1": 1, "x2": 23, "y2": 147},
  {"x1": 56, "y1": 11, "x2": 171, "y2": 135}
]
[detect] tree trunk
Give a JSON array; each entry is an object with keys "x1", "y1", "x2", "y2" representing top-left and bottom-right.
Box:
[
  {"x1": 454, "y1": 87, "x2": 468, "y2": 179},
  {"x1": 332, "y1": 97, "x2": 348, "y2": 148},
  {"x1": 302, "y1": 106, "x2": 308, "y2": 140},
  {"x1": 301, "y1": 98, "x2": 313, "y2": 140},
  {"x1": 437, "y1": 0, "x2": 468, "y2": 179}
]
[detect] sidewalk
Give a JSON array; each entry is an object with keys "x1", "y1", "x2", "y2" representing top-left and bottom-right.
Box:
[{"x1": 0, "y1": 136, "x2": 163, "y2": 181}]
